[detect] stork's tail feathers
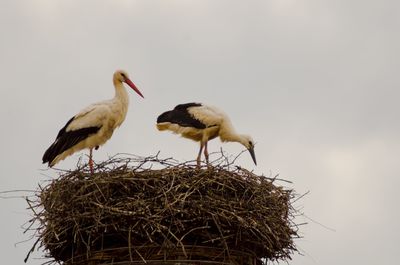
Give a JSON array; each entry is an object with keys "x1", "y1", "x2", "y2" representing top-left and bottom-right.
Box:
[
  {"x1": 42, "y1": 143, "x2": 58, "y2": 167},
  {"x1": 156, "y1": 111, "x2": 173, "y2": 131},
  {"x1": 42, "y1": 126, "x2": 101, "y2": 167},
  {"x1": 156, "y1": 122, "x2": 171, "y2": 131},
  {"x1": 156, "y1": 111, "x2": 172, "y2": 123}
]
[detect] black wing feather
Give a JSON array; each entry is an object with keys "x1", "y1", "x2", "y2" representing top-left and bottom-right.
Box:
[
  {"x1": 42, "y1": 116, "x2": 101, "y2": 165},
  {"x1": 173, "y1": 102, "x2": 203, "y2": 111},
  {"x1": 56, "y1": 116, "x2": 75, "y2": 139},
  {"x1": 157, "y1": 102, "x2": 206, "y2": 129}
]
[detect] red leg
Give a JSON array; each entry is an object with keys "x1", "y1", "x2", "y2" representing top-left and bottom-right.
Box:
[
  {"x1": 89, "y1": 148, "x2": 94, "y2": 174},
  {"x1": 204, "y1": 141, "x2": 209, "y2": 164},
  {"x1": 197, "y1": 142, "x2": 204, "y2": 167}
]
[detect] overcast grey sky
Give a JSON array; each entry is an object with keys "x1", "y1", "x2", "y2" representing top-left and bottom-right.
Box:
[{"x1": 1, "y1": 0, "x2": 399, "y2": 264}]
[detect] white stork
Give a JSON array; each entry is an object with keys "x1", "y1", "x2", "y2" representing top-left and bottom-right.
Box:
[
  {"x1": 156, "y1": 103, "x2": 257, "y2": 166},
  {"x1": 42, "y1": 70, "x2": 144, "y2": 173}
]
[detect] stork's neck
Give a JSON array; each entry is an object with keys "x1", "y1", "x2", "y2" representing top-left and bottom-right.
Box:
[
  {"x1": 113, "y1": 80, "x2": 129, "y2": 107},
  {"x1": 219, "y1": 122, "x2": 242, "y2": 143},
  {"x1": 220, "y1": 131, "x2": 249, "y2": 148}
]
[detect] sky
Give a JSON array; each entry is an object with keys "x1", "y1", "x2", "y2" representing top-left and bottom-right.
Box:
[{"x1": 0, "y1": 0, "x2": 399, "y2": 264}]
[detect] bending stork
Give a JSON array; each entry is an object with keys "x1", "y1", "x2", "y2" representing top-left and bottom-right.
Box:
[
  {"x1": 156, "y1": 103, "x2": 257, "y2": 166},
  {"x1": 42, "y1": 70, "x2": 144, "y2": 173}
]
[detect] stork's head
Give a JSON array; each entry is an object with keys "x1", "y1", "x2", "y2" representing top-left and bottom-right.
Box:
[
  {"x1": 239, "y1": 135, "x2": 257, "y2": 165},
  {"x1": 113, "y1": 70, "x2": 144, "y2": 98}
]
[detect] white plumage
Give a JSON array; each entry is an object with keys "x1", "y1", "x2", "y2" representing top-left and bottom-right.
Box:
[
  {"x1": 157, "y1": 103, "x2": 257, "y2": 166},
  {"x1": 42, "y1": 70, "x2": 144, "y2": 173}
]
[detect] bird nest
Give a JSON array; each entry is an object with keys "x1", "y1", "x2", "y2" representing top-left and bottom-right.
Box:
[{"x1": 26, "y1": 154, "x2": 300, "y2": 264}]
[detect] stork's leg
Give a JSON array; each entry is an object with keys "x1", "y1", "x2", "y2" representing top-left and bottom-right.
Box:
[
  {"x1": 197, "y1": 142, "x2": 204, "y2": 167},
  {"x1": 89, "y1": 148, "x2": 94, "y2": 174},
  {"x1": 204, "y1": 141, "x2": 209, "y2": 164}
]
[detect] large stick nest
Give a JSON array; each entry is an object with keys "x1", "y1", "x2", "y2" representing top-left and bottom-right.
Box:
[{"x1": 26, "y1": 154, "x2": 300, "y2": 264}]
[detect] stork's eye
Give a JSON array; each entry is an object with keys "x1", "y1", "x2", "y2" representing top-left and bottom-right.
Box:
[
  {"x1": 249, "y1": 141, "x2": 253, "y2": 146},
  {"x1": 121, "y1": 73, "x2": 126, "y2": 78}
]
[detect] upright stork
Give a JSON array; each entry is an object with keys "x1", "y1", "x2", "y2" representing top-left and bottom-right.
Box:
[
  {"x1": 156, "y1": 103, "x2": 257, "y2": 166},
  {"x1": 42, "y1": 70, "x2": 144, "y2": 173}
]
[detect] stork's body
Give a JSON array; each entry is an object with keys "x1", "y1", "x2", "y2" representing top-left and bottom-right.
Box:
[
  {"x1": 42, "y1": 70, "x2": 144, "y2": 172},
  {"x1": 156, "y1": 103, "x2": 257, "y2": 166}
]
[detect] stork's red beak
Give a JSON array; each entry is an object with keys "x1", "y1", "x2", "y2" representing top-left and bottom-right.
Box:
[{"x1": 125, "y1": 78, "x2": 144, "y2": 98}]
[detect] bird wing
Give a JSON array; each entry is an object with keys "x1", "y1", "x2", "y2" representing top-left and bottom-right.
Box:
[
  {"x1": 42, "y1": 103, "x2": 110, "y2": 165},
  {"x1": 157, "y1": 103, "x2": 207, "y2": 129},
  {"x1": 187, "y1": 104, "x2": 225, "y2": 128},
  {"x1": 66, "y1": 102, "x2": 110, "y2": 131}
]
